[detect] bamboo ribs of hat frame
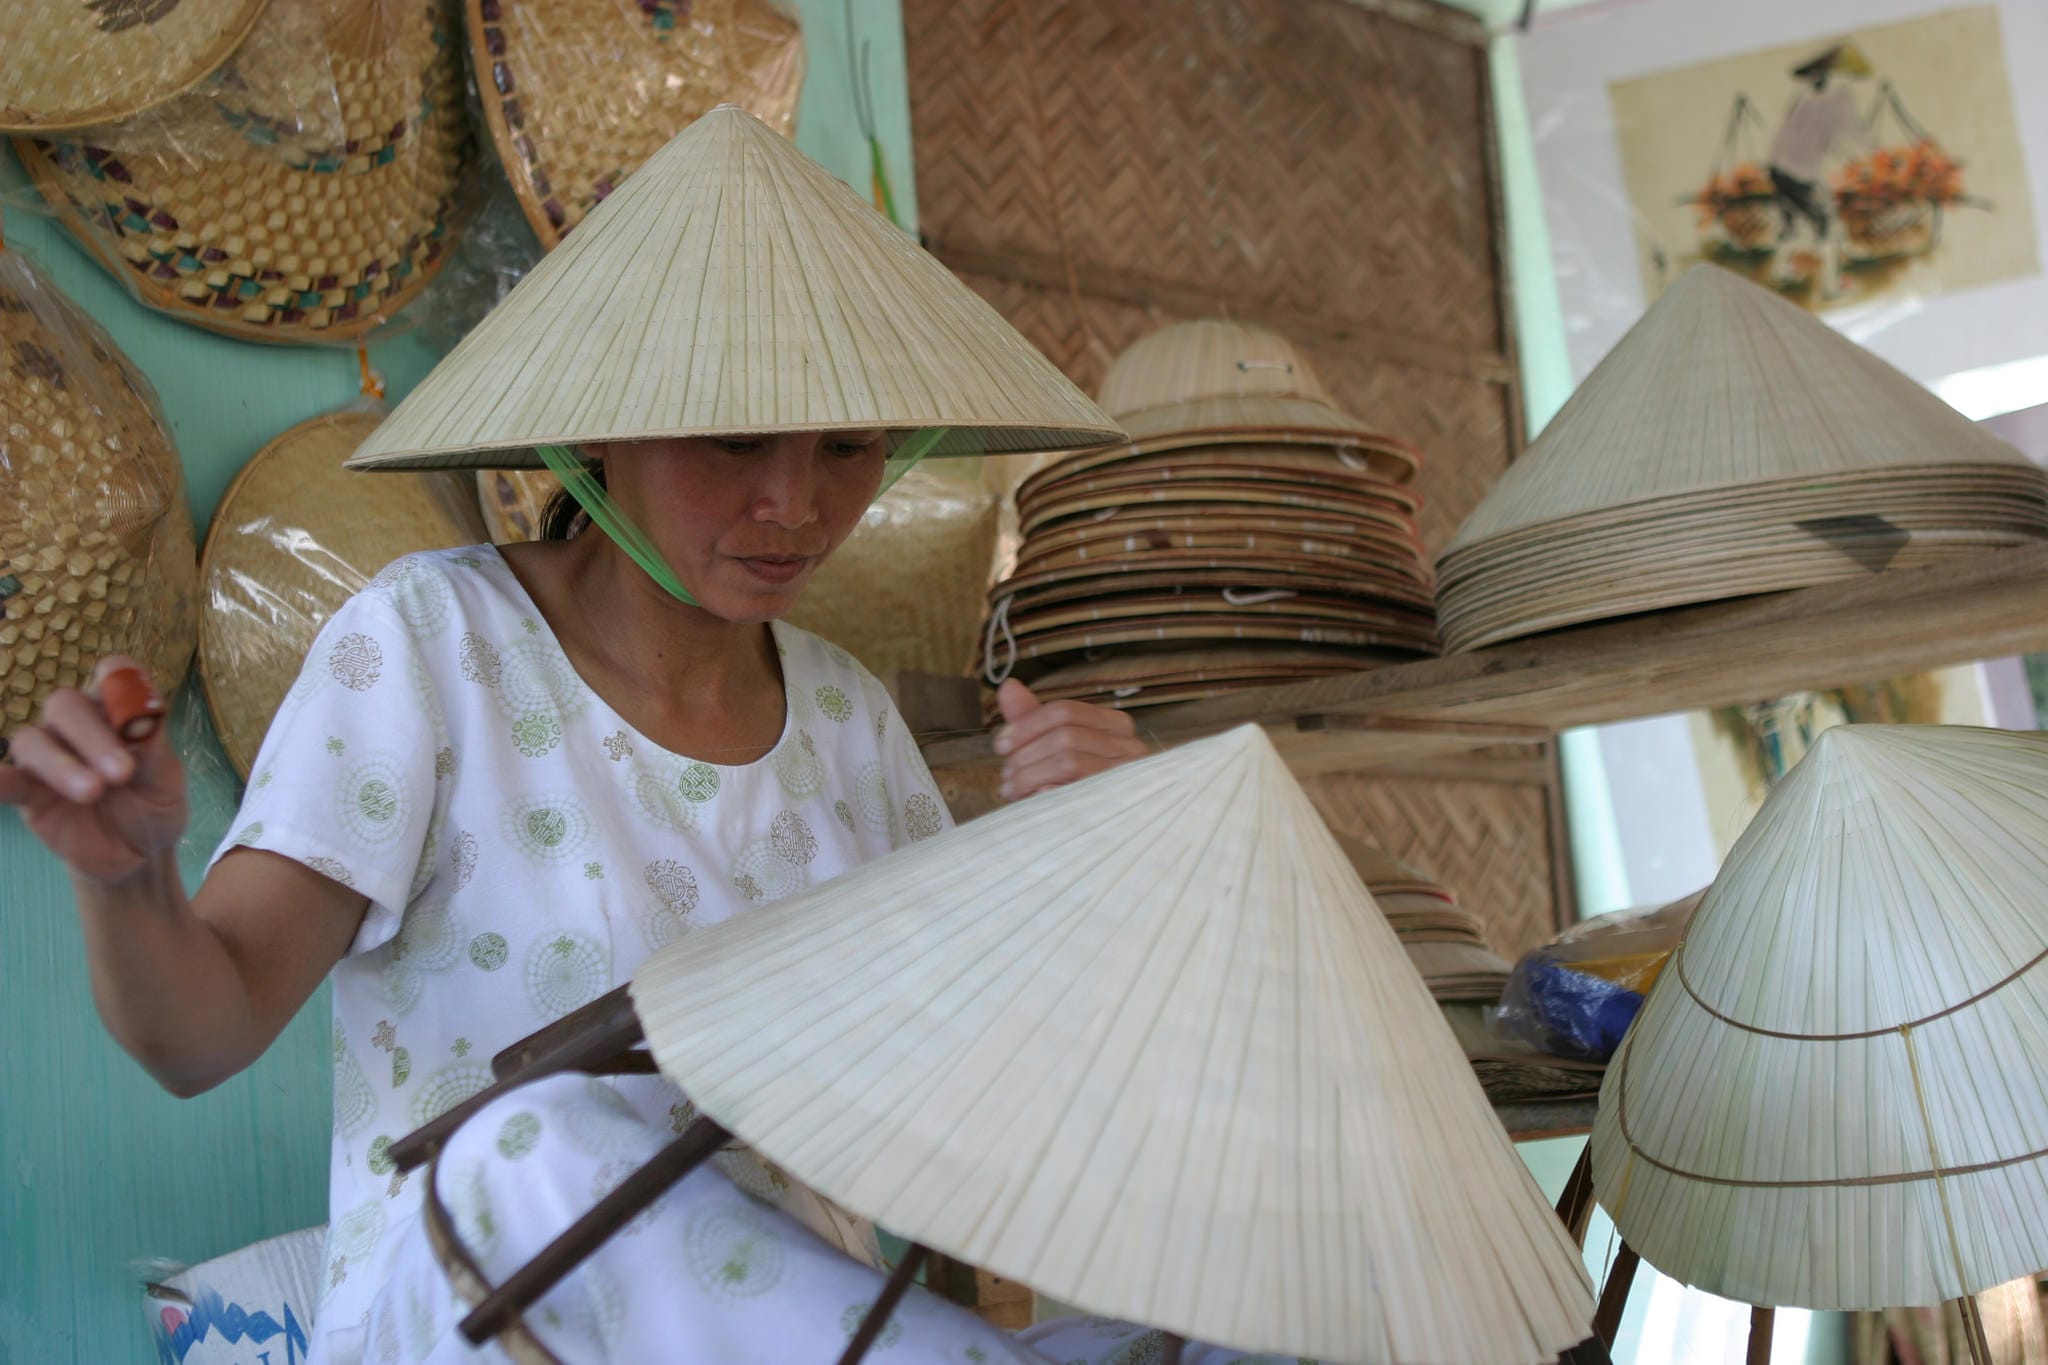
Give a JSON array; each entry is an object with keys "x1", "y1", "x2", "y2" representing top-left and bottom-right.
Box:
[{"x1": 1549, "y1": 1146, "x2": 1996, "y2": 1365}]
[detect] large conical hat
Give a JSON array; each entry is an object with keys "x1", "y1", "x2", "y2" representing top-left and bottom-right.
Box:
[
  {"x1": 1593, "y1": 724, "x2": 2048, "y2": 1310},
  {"x1": 348, "y1": 104, "x2": 1119, "y2": 471},
  {"x1": 633, "y1": 724, "x2": 1592, "y2": 1364},
  {"x1": 1446, "y1": 265, "x2": 2035, "y2": 553}
]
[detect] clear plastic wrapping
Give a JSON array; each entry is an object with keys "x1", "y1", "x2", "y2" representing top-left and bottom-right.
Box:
[
  {"x1": 8, "y1": 0, "x2": 477, "y2": 344},
  {"x1": 1490, "y1": 889, "x2": 1702, "y2": 1063},
  {"x1": 0, "y1": 240, "x2": 197, "y2": 751},
  {"x1": 197, "y1": 402, "x2": 487, "y2": 778},
  {"x1": 467, "y1": 0, "x2": 805, "y2": 248}
]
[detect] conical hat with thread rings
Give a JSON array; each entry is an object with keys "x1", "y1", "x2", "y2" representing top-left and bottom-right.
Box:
[
  {"x1": 633, "y1": 724, "x2": 1593, "y2": 1363},
  {"x1": 198, "y1": 410, "x2": 487, "y2": 777},
  {"x1": 346, "y1": 104, "x2": 1119, "y2": 471},
  {"x1": 468, "y1": 0, "x2": 805, "y2": 250},
  {"x1": 13, "y1": 0, "x2": 474, "y2": 343},
  {"x1": 0, "y1": 247, "x2": 197, "y2": 742},
  {"x1": 1592, "y1": 724, "x2": 2048, "y2": 1310},
  {"x1": 1445, "y1": 264, "x2": 2038, "y2": 554},
  {"x1": 0, "y1": 0, "x2": 270, "y2": 133}
]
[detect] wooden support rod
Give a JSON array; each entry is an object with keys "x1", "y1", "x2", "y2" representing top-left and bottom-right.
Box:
[
  {"x1": 460, "y1": 1117, "x2": 732, "y2": 1345},
  {"x1": 838, "y1": 1244, "x2": 932, "y2": 1365}
]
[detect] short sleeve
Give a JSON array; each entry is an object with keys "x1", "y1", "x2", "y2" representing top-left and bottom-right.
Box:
[{"x1": 207, "y1": 589, "x2": 441, "y2": 956}]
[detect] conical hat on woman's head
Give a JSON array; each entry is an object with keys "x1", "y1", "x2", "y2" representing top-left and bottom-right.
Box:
[
  {"x1": 1593, "y1": 724, "x2": 2048, "y2": 1310},
  {"x1": 347, "y1": 105, "x2": 1120, "y2": 471}
]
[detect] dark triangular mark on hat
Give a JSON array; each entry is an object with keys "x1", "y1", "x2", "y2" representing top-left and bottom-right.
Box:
[{"x1": 1795, "y1": 514, "x2": 1911, "y2": 573}]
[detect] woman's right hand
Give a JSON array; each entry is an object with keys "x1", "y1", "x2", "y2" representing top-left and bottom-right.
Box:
[{"x1": 0, "y1": 655, "x2": 189, "y2": 884}]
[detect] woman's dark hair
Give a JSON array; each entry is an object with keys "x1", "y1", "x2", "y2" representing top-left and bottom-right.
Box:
[{"x1": 537, "y1": 458, "x2": 602, "y2": 540}]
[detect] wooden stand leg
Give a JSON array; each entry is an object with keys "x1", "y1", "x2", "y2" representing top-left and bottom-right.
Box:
[
  {"x1": 1593, "y1": 1241, "x2": 1642, "y2": 1350},
  {"x1": 1957, "y1": 1291, "x2": 1994, "y2": 1365},
  {"x1": 458, "y1": 1116, "x2": 731, "y2": 1344},
  {"x1": 1745, "y1": 1306, "x2": 1774, "y2": 1365},
  {"x1": 1555, "y1": 1142, "x2": 1596, "y2": 1247},
  {"x1": 839, "y1": 1245, "x2": 931, "y2": 1365},
  {"x1": 394, "y1": 986, "x2": 645, "y2": 1172}
]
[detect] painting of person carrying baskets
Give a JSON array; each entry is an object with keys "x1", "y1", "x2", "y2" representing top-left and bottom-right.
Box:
[{"x1": 1608, "y1": 4, "x2": 2037, "y2": 315}]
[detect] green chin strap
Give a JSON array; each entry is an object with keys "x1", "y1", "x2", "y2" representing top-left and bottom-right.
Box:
[{"x1": 535, "y1": 427, "x2": 952, "y2": 607}]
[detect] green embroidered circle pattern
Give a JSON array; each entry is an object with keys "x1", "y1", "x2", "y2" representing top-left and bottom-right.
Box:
[
  {"x1": 333, "y1": 1049, "x2": 375, "y2": 1138},
  {"x1": 497, "y1": 642, "x2": 589, "y2": 723},
  {"x1": 561, "y1": 1080, "x2": 647, "y2": 1156},
  {"x1": 409, "y1": 1063, "x2": 494, "y2": 1127},
  {"x1": 338, "y1": 753, "x2": 412, "y2": 850},
  {"x1": 232, "y1": 821, "x2": 263, "y2": 846},
  {"x1": 379, "y1": 955, "x2": 424, "y2": 1015},
  {"x1": 501, "y1": 793, "x2": 593, "y2": 865},
  {"x1": 451, "y1": 1161, "x2": 500, "y2": 1257},
  {"x1": 375, "y1": 557, "x2": 453, "y2": 635},
  {"x1": 623, "y1": 760, "x2": 699, "y2": 834},
  {"x1": 833, "y1": 800, "x2": 855, "y2": 832},
  {"x1": 367, "y1": 1136, "x2": 396, "y2": 1175},
  {"x1": 511, "y1": 712, "x2": 563, "y2": 758},
  {"x1": 816, "y1": 685, "x2": 853, "y2": 723},
  {"x1": 678, "y1": 761, "x2": 720, "y2": 802},
  {"x1": 773, "y1": 731, "x2": 826, "y2": 798},
  {"x1": 396, "y1": 900, "x2": 463, "y2": 971},
  {"x1": 334, "y1": 1199, "x2": 386, "y2": 1261},
  {"x1": 840, "y1": 1303, "x2": 904, "y2": 1350},
  {"x1": 731, "y1": 838, "x2": 807, "y2": 904},
  {"x1": 683, "y1": 1205, "x2": 786, "y2": 1302},
  {"x1": 524, "y1": 931, "x2": 608, "y2": 1017},
  {"x1": 855, "y1": 762, "x2": 894, "y2": 834},
  {"x1": 496, "y1": 1112, "x2": 542, "y2": 1159},
  {"x1": 392, "y1": 1047, "x2": 411, "y2": 1086},
  {"x1": 469, "y1": 932, "x2": 509, "y2": 970}
]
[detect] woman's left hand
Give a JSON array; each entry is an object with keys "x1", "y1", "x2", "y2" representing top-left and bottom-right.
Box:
[{"x1": 991, "y1": 679, "x2": 1148, "y2": 802}]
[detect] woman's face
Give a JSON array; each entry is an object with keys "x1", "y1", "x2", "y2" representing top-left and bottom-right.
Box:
[{"x1": 597, "y1": 429, "x2": 888, "y2": 622}]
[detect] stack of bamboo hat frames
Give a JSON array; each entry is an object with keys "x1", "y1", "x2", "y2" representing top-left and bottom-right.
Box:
[
  {"x1": 1436, "y1": 264, "x2": 2048, "y2": 654},
  {"x1": 0, "y1": 0, "x2": 271, "y2": 134},
  {"x1": 12, "y1": 0, "x2": 474, "y2": 343},
  {"x1": 1332, "y1": 832, "x2": 1514, "y2": 1006},
  {"x1": 1595, "y1": 724, "x2": 2048, "y2": 1329},
  {"x1": 466, "y1": 0, "x2": 803, "y2": 248},
  {"x1": 988, "y1": 319, "x2": 1438, "y2": 708},
  {"x1": 197, "y1": 409, "x2": 488, "y2": 778},
  {"x1": 399, "y1": 725, "x2": 1596, "y2": 1361},
  {"x1": 0, "y1": 241, "x2": 197, "y2": 748}
]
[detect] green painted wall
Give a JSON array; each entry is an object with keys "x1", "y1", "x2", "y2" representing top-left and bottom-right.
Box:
[{"x1": 0, "y1": 6, "x2": 913, "y2": 1359}]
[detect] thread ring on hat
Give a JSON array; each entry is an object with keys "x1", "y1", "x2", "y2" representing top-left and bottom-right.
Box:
[
  {"x1": 1609, "y1": 1029, "x2": 2048, "y2": 1190},
  {"x1": 1671, "y1": 934, "x2": 2048, "y2": 1042}
]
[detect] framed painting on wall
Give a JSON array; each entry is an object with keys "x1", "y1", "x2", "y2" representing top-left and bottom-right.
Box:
[{"x1": 1514, "y1": 0, "x2": 2048, "y2": 389}]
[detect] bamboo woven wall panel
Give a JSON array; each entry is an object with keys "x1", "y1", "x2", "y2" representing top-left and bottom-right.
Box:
[
  {"x1": 905, "y1": 0, "x2": 1502, "y2": 355},
  {"x1": 955, "y1": 270, "x2": 1513, "y2": 551},
  {"x1": 1304, "y1": 769, "x2": 1567, "y2": 959}
]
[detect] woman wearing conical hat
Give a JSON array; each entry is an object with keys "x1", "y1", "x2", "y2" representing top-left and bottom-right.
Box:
[{"x1": 1, "y1": 108, "x2": 1163, "y2": 1363}]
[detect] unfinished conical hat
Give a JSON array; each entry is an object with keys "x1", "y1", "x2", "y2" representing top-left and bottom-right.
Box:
[
  {"x1": 1331, "y1": 831, "x2": 1451, "y2": 898},
  {"x1": 198, "y1": 410, "x2": 487, "y2": 777},
  {"x1": 347, "y1": 104, "x2": 1119, "y2": 470},
  {"x1": 634, "y1": 724, "x2": 1593, "y2": 1363},
  {"x1": 1092, "y1": 319, "x2": 1407, "y2": 471},
  {"x1": 1593, "y1": 724, "x2": 2048, "y2": 1311},
  {"x1": 0, "y1": 0, "x2": 270, "y2": 132},
  {"x1": 1, "y1": 245, "x2": 197, "y2": 742},
  {"x1": 1446, "y1": 264, "x2": 2036, "y2": 552}
]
